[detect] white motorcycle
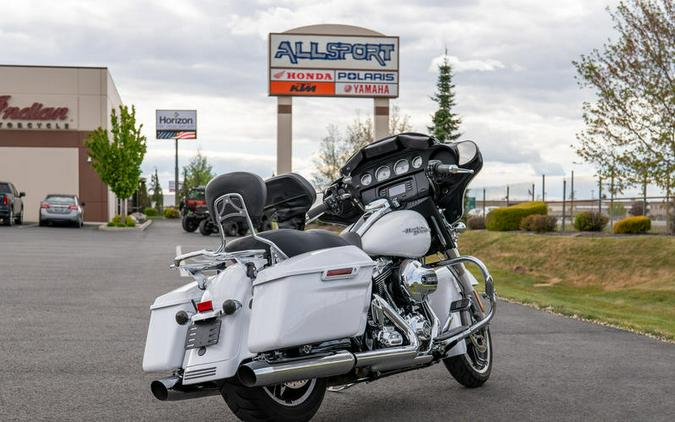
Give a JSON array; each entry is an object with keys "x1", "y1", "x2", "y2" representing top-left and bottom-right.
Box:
[{"x1": 143, "y1": 133, "x2": 495, "y2": 422}]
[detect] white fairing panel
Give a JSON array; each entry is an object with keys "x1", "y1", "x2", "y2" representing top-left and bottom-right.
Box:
[
  {"x1": 143, "y1": 281, "x2": 203, "y2": 372},
  {"x1": 248, "y1": 245, "x2": 375, "y2": 353},
  {"x1": 361, "y1": 210, "x2": 431, "y2": 258},
  {"x1": 427, "y1": 266, "x2": 467, "y2": 356}
]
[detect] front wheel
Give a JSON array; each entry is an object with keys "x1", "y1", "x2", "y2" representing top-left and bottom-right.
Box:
[
  {"x1": 443, "y1": 326, "x2": 493, "y2": 388},
  {"x1": 221, "y1": 378, "x2": 326, "y2": 422}
]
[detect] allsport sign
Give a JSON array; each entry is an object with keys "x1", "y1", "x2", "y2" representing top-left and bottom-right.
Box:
[{"x1": 269, "y1": 33, "x2": 399, "y2": 98}]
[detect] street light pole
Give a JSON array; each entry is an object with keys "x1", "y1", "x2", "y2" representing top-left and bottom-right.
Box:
[{"x1": 175, "y1": 138, "x2": 179, "y2": 207}]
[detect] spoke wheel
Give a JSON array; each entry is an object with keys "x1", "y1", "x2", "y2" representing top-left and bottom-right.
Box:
[
  {"x1": 263, "y1": 379, "x2": 316, "y2": 407},
  {"x1": 443, "y1": 323, "x2": 493, "y2": 388}
]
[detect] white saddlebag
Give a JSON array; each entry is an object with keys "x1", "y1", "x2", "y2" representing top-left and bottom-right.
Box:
[
  {"x1": 248, "y1": 245, "x2": 374, "y2": 353},
  {"x1": 142, "y1": 281, "x2": 202, "y2": 372}
]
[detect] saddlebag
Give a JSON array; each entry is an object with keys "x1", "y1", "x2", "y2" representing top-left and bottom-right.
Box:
[
  {"x1": 248, "y1": 245, "x2": 374, "y2": 353},
  {"x1": 142, "y1": 282, "x2": 202, "y2": 372}
]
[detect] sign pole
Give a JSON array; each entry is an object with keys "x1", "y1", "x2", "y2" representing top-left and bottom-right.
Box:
[{"x1": 174, "y1": 137, "x2": 179, "y2": 206}]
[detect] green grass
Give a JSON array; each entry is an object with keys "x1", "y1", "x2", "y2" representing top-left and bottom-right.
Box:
[{"x1": 460, "y1": 231, "x2": 675, "y2": 340}]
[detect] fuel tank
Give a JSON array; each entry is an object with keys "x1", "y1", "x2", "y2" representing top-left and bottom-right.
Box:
[{"x1": 360, "y1": 210, "x2": 431, "y2": 258}]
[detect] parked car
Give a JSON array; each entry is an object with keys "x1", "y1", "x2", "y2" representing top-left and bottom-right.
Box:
[
  {"x1": 39, "y1": 194, "x2": 85, "y2": 227},
  {"x1": 0, "y1": 181, "x2": 25, "y2": 226}
]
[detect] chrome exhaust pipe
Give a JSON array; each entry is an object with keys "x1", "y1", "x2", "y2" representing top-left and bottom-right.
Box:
[
  {"x1": 150, "y1": 375, "x2": 222, "y2": 401},
  {"x1": 238, "y1": 351, "x2": 356, "y2": 387}
]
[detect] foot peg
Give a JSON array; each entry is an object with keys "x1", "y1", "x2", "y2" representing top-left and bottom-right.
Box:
[{"x1": 450, "y1": 298, "x2": 471, "y2": 312}]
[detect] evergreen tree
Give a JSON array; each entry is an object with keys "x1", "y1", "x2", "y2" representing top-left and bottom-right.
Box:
[
  {"x1": 150, "y1": 168, "x2": 164, "y2": 212},
  {"x1": 428, "y1": 52, "x2": 462, "y2": 142}
]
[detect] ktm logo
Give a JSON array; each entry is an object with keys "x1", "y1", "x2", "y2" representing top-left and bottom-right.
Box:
[{"x1": 289, "y1": 83, "x2": 317, "y2": 93}]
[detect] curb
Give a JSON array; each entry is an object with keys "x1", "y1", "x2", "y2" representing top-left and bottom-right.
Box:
[{"x1": 98, "y1": 219, "x2": 153, "y2": 232}]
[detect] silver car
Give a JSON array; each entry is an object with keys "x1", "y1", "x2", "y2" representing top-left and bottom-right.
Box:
[{"x1": 39, "y1": 194, "x2": 85, "y2": 227}]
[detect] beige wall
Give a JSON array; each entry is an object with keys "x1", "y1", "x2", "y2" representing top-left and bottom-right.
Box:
[
  {"x1": 0, "y1": 66, "x2": 124, "y2": 222},
  {"x1": 0, "y1": 147, "x2": 79, "y2": 222}
]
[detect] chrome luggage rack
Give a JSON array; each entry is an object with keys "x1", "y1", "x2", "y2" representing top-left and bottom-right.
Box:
[{"x1": 171, "y1": 193, "x2": 287, "y2": 289}]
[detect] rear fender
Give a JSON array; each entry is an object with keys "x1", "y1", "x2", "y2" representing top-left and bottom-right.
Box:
[{"x1": 181, "y1": 263, "x2": 256, "y2": 385}]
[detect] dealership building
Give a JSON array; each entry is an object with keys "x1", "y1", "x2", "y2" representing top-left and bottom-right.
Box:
[{"x1": 0, "y1": 65, "x2": 121, "y2": 222}]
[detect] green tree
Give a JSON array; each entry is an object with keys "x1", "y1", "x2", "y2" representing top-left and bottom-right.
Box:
[
  {"x1": 133, "y1": 177, "x2": 151, "y2": 212},
  {"x1": 428, "y1": 52, "x2": 462, "y2": 142},
  {"x1": 178, "y1": 151, "x2": 215, "y2": 202},
  {"x1": 150, "y1": 168, "x2": 164, "y2": 212},
  {"x1": 574, "y1": 0, "x2": 674, "y2": 232},
  {"x1": 86, "y1": 105, "x2": 147, "y2": 218}
]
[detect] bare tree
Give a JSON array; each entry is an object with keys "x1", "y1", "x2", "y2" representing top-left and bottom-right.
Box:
[{"x1": 574, "y1": 0, "x2": 674, "y2": 231}]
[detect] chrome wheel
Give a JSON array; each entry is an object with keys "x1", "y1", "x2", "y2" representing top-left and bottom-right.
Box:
[
  {"x1": 466, "y1": 328, "x2": 491, "y2": 374},
  {"x1": 262, "y1": 379, "x2": 316, "y2": 407}
]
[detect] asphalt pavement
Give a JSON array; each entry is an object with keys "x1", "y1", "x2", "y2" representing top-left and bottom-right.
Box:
[{"x1": 1, "y1": 219, "x2": 673, "y2": 421}]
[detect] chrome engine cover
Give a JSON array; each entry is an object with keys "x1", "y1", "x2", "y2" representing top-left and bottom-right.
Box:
[{"x1": 399, "y1": 259, "x2": 438, "y2": 303}]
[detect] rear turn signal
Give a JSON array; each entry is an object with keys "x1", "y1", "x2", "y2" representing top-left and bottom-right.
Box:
[
  {"x1": 322, "y1": 267, "x2": 357, "y2": 281},
  {"x1": 196, "y1": 300, "x2": 213, "y2": 313}
]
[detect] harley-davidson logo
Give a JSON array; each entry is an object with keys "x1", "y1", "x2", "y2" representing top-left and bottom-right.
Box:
[{"x1": 403, "y1": 226, "x2": 430, "y2": 236}]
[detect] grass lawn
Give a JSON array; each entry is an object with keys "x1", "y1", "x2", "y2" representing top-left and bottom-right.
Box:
[{"x1": 459, "y1": 231, "x2": 675, "y2": 340}]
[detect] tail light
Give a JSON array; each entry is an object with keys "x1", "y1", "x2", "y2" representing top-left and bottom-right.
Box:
[
  {"x1": 195, "y1": 200, "x2": 206, "y2": 206},
  {"x1": 2, "y1": 196, "x2": 7, "y2": 205},
  {"x1": 40, "y1": 202, "x2": 49, "y2": 209},
  {"x1": 68, "y1": 205, "x2": 78, "y2": 210},
  {"x1": 196, "y1": 300, "x2": 213, "y2": 313}
]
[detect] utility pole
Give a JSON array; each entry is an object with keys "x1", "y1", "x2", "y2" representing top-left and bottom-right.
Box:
[
  {"x1": 531, "y1": 183, "x2": 535, "y2": 202},
  {"x1": 542, "y1": 175, "x2": 546, "y2": 202},
  {"x1": 609, "y1": 169, "x2": 615, "y2": 228},
  {"x1": 482, "y1": 188, "x2": 486, "y2": 218},
  {"x1": 175, "y1": 138, "x2": 179, "y2": 207},
  {"x1": 599, "y1": 175, "x2": 603, "y2": 213},
  {"x1": 506, "y1": 185, "x2": 510, "y2": 206},
  {"x1": 562, "y1": 179, "x2": 567, "y2": 232},
  {"x1": 570, "y1": 170, "x2": 575, "y2": 219}
]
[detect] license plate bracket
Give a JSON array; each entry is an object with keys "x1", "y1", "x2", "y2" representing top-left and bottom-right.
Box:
[{"x1": 185, "y1": 319, "x2": 221, "y2": 350}]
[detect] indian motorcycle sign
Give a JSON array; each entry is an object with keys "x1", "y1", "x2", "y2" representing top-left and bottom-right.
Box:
[
  {"x1": 0, "y1": 95, "x2": 73, "y2": 130},
  {"x1": 268, "y1": 33, "x2": 399, "y2": 98}
]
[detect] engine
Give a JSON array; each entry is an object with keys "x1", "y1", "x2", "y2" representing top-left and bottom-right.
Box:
[{"x1": 366, "y1": 258, "x2": 436, "y2": 349}]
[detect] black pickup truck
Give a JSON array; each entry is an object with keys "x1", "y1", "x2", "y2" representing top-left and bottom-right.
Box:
[{"x1": 0, "y1": 181, "x2": 25, "y2": 226}]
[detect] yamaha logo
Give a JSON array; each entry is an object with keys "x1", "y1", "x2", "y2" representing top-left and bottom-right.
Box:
[{"x1": 403, "y1": 226, "x2": 430, "y2": 236}]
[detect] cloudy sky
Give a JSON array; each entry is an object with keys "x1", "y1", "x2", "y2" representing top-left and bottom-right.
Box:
[{"x1": 5, "y1": 0, "x2": 652, "y2": 200}]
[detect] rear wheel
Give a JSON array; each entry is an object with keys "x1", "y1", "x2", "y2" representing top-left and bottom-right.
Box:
[
  {"x1": 222, "y1": 378, "x2": 326, "y2": 422},
  {"x1": 198, "y1": 219, "x2": 212, "y2": 236},
  {"x1": 15, "y1": 208, "x2": 23, "y2": 225},
  {"x1": 4, "y1": 209, "x2": 13, "y2": 226},
  {"x1": 443, "y1": 326, "x2": 492, "y2": 388},
  {"x1": 181, "y1": 216, "x2": 199, "y2": 232}
]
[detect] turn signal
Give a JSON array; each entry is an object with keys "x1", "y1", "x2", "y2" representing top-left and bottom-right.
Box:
[
  {"x1": 40, "y1": 202, "x2": 49, "y2": 208},
  {"x1": 196, "y1": 300, "x2": 213, "y2": 313}
]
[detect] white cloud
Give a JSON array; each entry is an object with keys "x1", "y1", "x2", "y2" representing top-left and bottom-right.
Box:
[{"x1": 429, "y1": 55, "x2": 506, "y2": 73}]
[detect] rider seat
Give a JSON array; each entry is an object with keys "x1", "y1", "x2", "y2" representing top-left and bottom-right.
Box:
[{"x1": 224, "y1": 229, "x2": 360, "y2": 258}]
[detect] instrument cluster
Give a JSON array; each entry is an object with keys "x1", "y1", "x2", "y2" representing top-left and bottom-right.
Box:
[{"x1": 358, "y1": 155, "x2": 425, "y2": 187}]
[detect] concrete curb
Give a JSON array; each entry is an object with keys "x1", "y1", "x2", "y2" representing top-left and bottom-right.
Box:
[{"x1": 98, "y1": 219, "x2": 152, "y2": 232}]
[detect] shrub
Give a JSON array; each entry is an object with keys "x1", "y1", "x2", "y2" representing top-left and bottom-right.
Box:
[
  {"x1": 574, "y1": 211, "x2": 609, "y2": 232},
  {"x1": 629, "y1": 202, "x2": 647, "y2": 216},
  {"x1": 144, "y1": 207, "x2": 158, "y2": 217},
  {"x1": 467, "y1": 216, "x2": 485, "y2": 230},
  {"x1": 485, "y1": 201, "x2": 548, "y2": 231},
  {"x1": 125, "y1": 216, "x2": 136, "y2": 227},
  {"x1": 520, "y1": 214, "x2": 558, "y2": 233},
  {"x1": 107, "y1": 215, "x2": 123, "y2": 227},
  {"x1": 613, "y1": 216, "x2": 651, "y2": 234},
  {"x1": 163, "y1": 207, "x2": 180, "y2": 219}
]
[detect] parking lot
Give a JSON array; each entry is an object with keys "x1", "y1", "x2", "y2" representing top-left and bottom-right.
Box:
[{"x1": 1, "y1": 220, "x2": 674, "y2": 421}]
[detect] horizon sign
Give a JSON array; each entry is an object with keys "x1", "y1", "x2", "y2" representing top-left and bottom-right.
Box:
[
  {"x1": 269, "y1": 33, "x2": 399, "y2": 98},
  {"x1": 156, "y1": 110, "x2": 197, "y2": 139}
]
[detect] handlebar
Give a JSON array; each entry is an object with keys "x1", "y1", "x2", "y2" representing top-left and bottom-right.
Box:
[
  {"x1": 429, "y1": 161, "x2": 475, "y2": 176},
  {"x1": 306, "y1": 202, "x2": 329, "y2": 221}
]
